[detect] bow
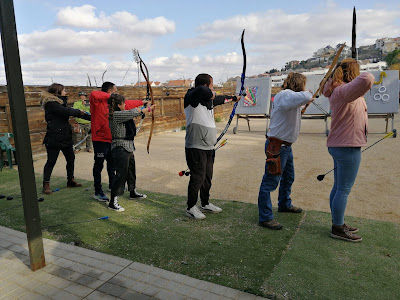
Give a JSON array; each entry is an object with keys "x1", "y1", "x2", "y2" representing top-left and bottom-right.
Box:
[
  {"x1": 215, "y1": 29, "x2": 246, "y2": 145},
  {"x1": 135, "y1": 52, "x2": 149, "y2": 135},
  {"x1": 301, "y1": 43, "x2": 346, "y2": 115},
  {"x1": 352, "y1": 7, "x2": 357, "y2": 59},
  {"x1": 138, "y1": 53, "x2": 155, "y2": 154}
]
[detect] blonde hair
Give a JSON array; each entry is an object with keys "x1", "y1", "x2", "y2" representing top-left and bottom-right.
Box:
[
  {"x1": 282, "y1": 72, "x2": 307, "y2": 92},
  {"x1": 322, "y1": 58, "x2": 360, "y2": 94}
]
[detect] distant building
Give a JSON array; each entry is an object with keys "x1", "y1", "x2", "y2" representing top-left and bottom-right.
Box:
[
  {"x1": 133, "y1": 81, "x2": 162, "y2": 87},
  {"x1": 166, "y1": 79, "x2": 193, "y2": 87},
  {"x1": 375, "y1": 37, "x2": 400, "y2": 54},
  {"x1": 287, "y1": 60, "x2": 300, "y2": 68}
]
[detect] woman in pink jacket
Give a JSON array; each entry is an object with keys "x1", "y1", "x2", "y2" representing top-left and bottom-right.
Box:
[{"x1": 322, "y1": 58, "x2": 374, "y2": 242}]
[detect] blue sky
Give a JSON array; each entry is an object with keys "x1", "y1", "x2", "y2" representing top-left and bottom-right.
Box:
[{"x1": 0, "y1": 0, "x2": 399, "y2": 86}]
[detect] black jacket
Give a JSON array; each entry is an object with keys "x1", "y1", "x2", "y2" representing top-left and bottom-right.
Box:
[{"x1": 41, "y1": 92, "x2": 91, "y2": 148}]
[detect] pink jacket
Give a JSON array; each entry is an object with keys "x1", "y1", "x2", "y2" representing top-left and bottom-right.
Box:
[{"x1": 323, "y1": 72, "x2": 375, "y2": 147}]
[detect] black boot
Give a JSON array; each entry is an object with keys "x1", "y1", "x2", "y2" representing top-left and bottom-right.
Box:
[{"x1": 67, "y1": 177, "x2": 82, "y2": 187}]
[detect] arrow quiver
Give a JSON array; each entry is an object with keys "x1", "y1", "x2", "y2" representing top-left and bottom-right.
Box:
[{"x1": 266, "y1": 137, "x2": 283, "y2": 176}]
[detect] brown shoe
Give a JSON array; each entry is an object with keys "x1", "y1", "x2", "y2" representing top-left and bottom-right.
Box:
[
  {"x1": 331, "y1": 225, "x2": 362, "y2": 242},
  {"x1": 343, "y1": 223, "x2": 359, "y2": 233},
  {"x1": 278, "y1": 205, "x2": 302, "y2": 213},
  {"x1": 43, "y1": 182, "x2": 52, "y2": 195},
  {"x1": 87, "y1": 149, "x2": 93, "y2": 153},
  {"x1": 67, "y1": 177, "x2": 82, "y2": 188},
  {"x1": 259, "y1": 219, "x2": 283, "y2": 230}
]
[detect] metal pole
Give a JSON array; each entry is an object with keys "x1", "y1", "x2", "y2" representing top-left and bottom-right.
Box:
[
  {"x1": 0, "y1": 0, "x2": 45, "y2": 271},
  {"x1": 133, "y1": 49, "x2": 140, "y2": 87}
]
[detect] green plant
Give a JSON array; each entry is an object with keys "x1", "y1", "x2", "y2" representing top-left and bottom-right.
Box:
[{"x1": 384, "y1": 49, "x2": 400, "y2": 67}]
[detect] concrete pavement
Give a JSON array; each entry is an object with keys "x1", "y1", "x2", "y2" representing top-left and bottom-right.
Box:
[{"x1": 0, "y1": 226, "x2": 269, "y2": 300}]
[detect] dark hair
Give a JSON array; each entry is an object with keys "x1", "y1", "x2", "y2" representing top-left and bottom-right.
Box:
[
  {"x1": 282, "y1": 72, "x2": 307, "y2": 92},
  {"x1": 107, "y1": 94, "x2": 125, "y2": 120},
  {"x1": 194, "y1": 74, "x2": 213, "y2": 87},
  {"x1": 101, "y1": 81, "x2": 115, "y2": 93},
  {"x1": 48, "y1": 83, "x2": 64, "y2": 95}
]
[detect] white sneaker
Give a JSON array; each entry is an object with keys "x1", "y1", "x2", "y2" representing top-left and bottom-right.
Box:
[
  {"x1": 108, "y1": 197, "x2": 125, "y2": 212},
  {"x1": 200, "y1": 203, "x2": 222, "y2": 213},
  {"x1": 186, "y1": 206, "x2": 206, "y2": 220}
]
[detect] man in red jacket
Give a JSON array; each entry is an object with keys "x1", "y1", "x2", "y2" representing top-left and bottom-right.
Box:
[{"x1": 90, "y1": 82, "x2": 146, "y2": 201}]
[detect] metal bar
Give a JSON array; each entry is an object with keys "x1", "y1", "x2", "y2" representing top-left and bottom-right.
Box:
[{"x1": 0, "y1": 0, "x2": 45, "y2": 271}]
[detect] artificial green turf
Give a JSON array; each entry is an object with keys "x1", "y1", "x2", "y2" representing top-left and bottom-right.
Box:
[
  {"x1": 0, "y1": 169, "x2": 301, "y2": 296},
  {"x1": 2, "y1": 169, "x2": 399, "y2": 299},
  {"x1": 263, "y1": 211, "x2": 400, "y2": 300}
]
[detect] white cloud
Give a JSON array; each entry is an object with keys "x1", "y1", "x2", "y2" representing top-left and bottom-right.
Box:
[
  {"x1": 15, "y1": 5, "x2": 175, "y2": 61},
  {"x1": 55, "y1": 5, "x2": 175, "y2": 35},
  {"x1": 18, "y1": 28, "x2": 152, "y2": 59},
  {"x1": 55, "y1": 5, "x2": 111, "y2": 29}
]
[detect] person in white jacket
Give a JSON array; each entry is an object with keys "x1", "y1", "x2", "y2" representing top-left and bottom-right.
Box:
[{"x1": 258, "y1": 72, "x2": 312, "y2": 230}]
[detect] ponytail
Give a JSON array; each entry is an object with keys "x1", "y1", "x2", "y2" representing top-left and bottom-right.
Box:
[
  {"x1": 107, "y1": 94, "x2": 125, "y2": 120},
  {"x1": 322, "y1": 58, "x2": 360, "y2": 94}
]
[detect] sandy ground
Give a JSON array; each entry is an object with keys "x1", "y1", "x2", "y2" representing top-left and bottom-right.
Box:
[{"x1": 33, "y1": 114, "x2": 400, "y2": 223}]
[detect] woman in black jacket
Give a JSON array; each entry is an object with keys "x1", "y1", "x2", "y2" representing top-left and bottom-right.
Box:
[{"x1": 41, "y1": 83, "x2": 91, "y2": 195}]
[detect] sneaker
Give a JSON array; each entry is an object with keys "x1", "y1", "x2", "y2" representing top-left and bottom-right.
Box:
[
  {"x1": 108, "y1": 197, "x2": 125, "y2": 212},
  {"x1": 94, "y1": 192, "x2": 109, "y2": 202},
  {"x1": 259, "y1": 219, "x2": 283, "y2": 230},
  {"x1": 200, "y1": 203, "x2": 222, "y2": 213},
  {"x1": 278, "y1": 205, "x2": 302, "y2": 213},
  {"x1": 87, "y1": 149, "x2": 93, "y2": 153},
  {"x1": 186, "y1": 206, "x2": 206, "y2": 220},
  {"x1": 129, "y1": 190, "x2": 147, "y2": 199},
  {"x1": 331, "y1": 225, "x2": 362, "y2": 242}
]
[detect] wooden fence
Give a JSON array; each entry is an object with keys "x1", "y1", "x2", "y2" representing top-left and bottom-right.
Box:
[{"x1": 0, "y1": 85, "x2": 236, "y2": 154}]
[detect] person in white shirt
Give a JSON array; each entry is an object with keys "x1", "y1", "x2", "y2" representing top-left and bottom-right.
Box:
[{"x1": 258, "y1": 72, "x2": 312, "y2": 230}]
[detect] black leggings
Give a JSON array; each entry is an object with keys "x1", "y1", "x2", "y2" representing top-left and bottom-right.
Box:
[
  {"x1": 93, "y1": 141, "x2": 116, "y2": 194},
  {"x1": 110, "y1": 146, "x2": 136, "y2": 199},
  {"x1": 43, "y1": 145, "x2": 75, "y2": 182},
  {"x1": 185, "y1": 148, "x2": 215, "y2": 209}
]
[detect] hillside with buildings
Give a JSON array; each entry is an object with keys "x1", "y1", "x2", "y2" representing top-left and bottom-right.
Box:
[
  {"x1": 257, "y1": 36, "x2": 400, "y2": 87},
  {"x1": 125, "y1": 37, "x2": 399, "y2": 88}
]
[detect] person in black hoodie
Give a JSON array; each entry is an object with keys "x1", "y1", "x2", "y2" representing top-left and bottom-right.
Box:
[
  {"x1": 107, "y1": 93, "x2": 155, "y2": 212},
  {"x1": 184, "y1": 73, "x2": 240, "y2": 219},
  {"x1": 41, "y1": 83, "x2": 91, "y2": 195}
]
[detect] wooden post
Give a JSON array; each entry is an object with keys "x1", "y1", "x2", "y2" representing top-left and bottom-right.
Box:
[{"x1": 0, "y1": 0, "x2": 45, "y2": 271}]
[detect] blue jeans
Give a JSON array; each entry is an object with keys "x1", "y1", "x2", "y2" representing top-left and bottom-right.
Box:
[
  {"x1": 258, "y1": 140, "x2": 295, "y2": 222},
  {"x1": 328, "y1": 147, "x2": 361, "y2": 226}
]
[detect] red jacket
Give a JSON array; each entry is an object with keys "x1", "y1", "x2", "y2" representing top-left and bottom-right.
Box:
[{"x1": 89, "y1": 90, "x2": 144, "y2": 143}]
